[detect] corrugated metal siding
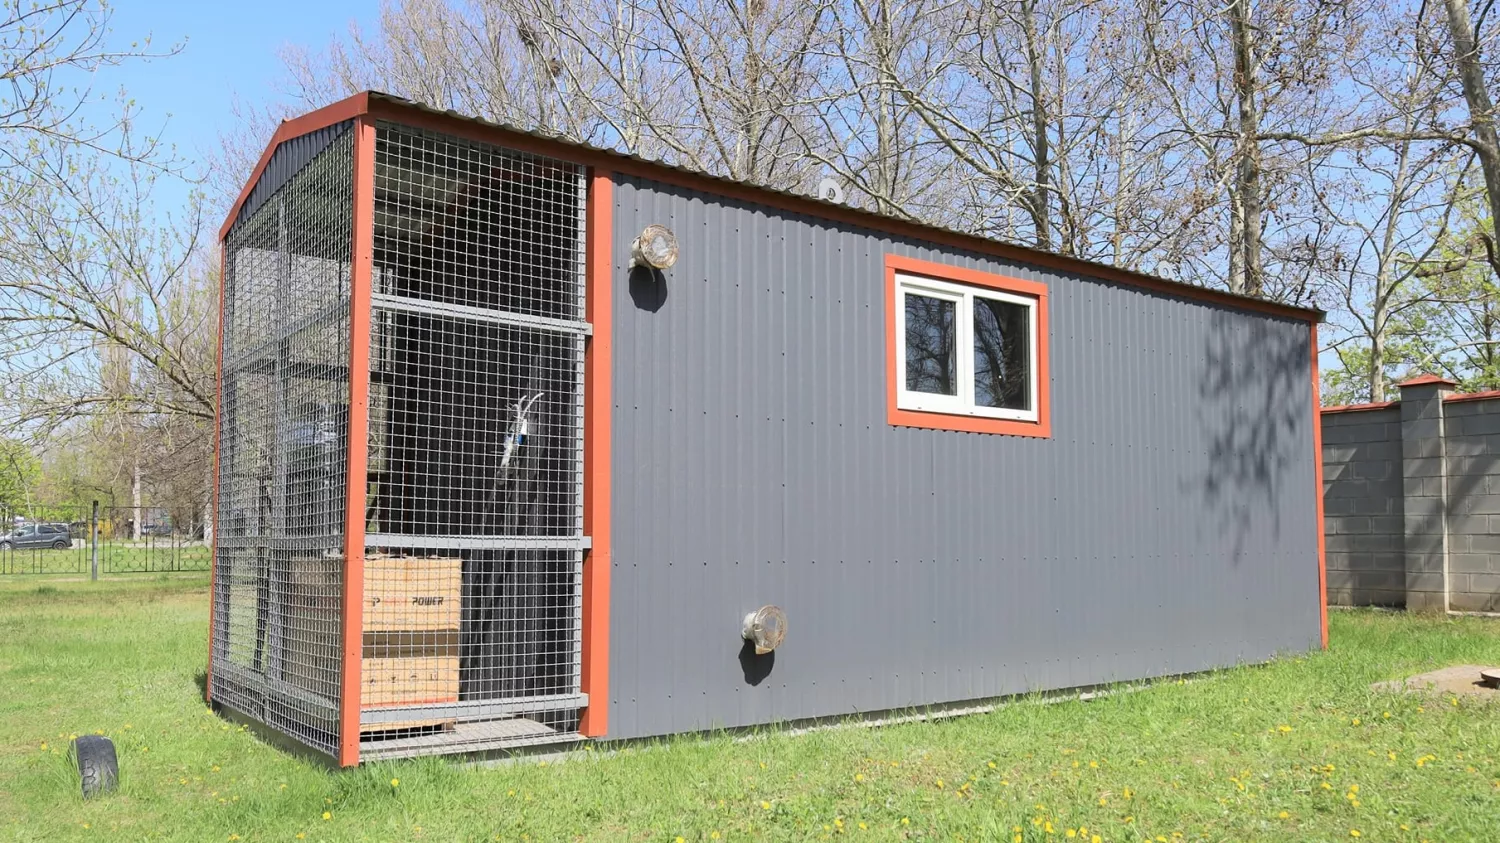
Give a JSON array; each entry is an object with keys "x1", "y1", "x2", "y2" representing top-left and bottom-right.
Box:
[
  {"x1": 232, "y1": 121, "x2": 353, "y2": 231},
  {"x1": 606, "y1": 175, "x2": 1321, "y2": 741}
]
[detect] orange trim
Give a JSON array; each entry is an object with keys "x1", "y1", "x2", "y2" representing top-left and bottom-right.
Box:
[
  {"x1": 883, "y1": 254, "x2": 1051, "y2": 438},
  {"x1": 361, "y1": 95, "x2": 1318, "y2": 325},
  {"x1": 338, "y1": 116, "x2": 376, "y2": 767},
  {"x1": 1320, "y1": 400, "x2": 1398, "y2": 414},
  {"x1": 207, "y1": 245, "x2": 228, "y2": 703},
  {"x1": 1443, "y1": 389, "x2": 1500, "y2": 404},
  {"x1": 218, "y1": 93, "x2": 371, "y2": 241},
  {"x1": 1311, "y1": 324, "x2": 1327, "y2": 650},
  {"x1": 579, "y1": 169, "x2": 613, "y2": 738}
]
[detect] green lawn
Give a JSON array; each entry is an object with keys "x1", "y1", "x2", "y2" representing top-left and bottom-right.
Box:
[{"x1": 2, "y1": 578, "x2": 1498, "y2": 842}]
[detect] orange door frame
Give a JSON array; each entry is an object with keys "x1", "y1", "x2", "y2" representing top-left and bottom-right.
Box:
[{"x1": 338, "y1": 115, "x2": 377, "y2": 767}]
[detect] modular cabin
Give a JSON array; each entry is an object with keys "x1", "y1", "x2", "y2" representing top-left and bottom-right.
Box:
[{"x1": 208, "y1": 92, "x2": 1327, "y2": 766}]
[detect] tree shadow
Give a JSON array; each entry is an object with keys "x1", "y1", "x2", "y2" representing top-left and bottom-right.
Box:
[{"x1": 1194, "y1": 311, "x2": 1311, "y2": 564}]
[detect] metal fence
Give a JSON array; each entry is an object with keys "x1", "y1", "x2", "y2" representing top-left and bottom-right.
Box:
[{"x1": 0, "y1": 503, "x2": 211, "y2": 576}]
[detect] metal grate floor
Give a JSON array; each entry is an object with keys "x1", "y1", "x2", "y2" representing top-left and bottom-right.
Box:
[{"x1": 359, "y1": 717, "x2": 579, "y2": 761}]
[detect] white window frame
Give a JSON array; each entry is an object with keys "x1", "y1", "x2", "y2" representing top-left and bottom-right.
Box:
[{"x1": 894, "y1": 272, "x2": 1040, "y2": 423}]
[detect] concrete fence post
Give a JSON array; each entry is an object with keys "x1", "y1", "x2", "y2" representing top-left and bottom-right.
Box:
[
  {"x1": 1396, "y1": 375, "x2": 1457, "y2": 611},
  {"x1": 90, "y1": 499, "x2": 100, "y2": 582}
]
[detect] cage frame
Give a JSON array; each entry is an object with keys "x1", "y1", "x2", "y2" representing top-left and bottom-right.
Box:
[{"x1": 210, "y1": 96, "x2": 617, "y2": 766}]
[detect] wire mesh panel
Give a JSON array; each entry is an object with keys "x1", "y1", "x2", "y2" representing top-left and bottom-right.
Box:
[
  {"x1": 358, "y1": 122, "x2": 586, "y2": 754},
  {"x1": 214, "y1": 126, "x2": 355, "y2": 758}
]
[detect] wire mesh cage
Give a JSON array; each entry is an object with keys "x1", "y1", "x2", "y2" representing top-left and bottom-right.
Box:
[{"x1": 212, "y1": 116, "x2": 589, "y2": 762}]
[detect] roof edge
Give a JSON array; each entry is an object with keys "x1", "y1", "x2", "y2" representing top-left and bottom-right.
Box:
[
  {"x1": 218, "y1": 92, "x2": 371, "y2": 242},
  {"x1": 222, "y1": 89, "x2": 1324, "y2": 324}
]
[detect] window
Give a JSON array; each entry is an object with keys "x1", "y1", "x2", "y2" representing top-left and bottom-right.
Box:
[{"x1": 885, "y1": 255, "x2": 1050, "y2": 437}]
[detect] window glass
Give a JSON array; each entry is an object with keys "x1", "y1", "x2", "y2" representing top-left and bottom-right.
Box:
[
  {"x1": 973, "y1": 296, "x2": 1030, "y2": 411},
  {"x1": 904, "y1": 293, "x2": 957, "y2": 396}
]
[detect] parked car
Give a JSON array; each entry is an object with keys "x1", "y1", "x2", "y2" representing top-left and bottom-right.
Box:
[{"x1": 0, "y1": 523, "x2": 73, "y2": 551}]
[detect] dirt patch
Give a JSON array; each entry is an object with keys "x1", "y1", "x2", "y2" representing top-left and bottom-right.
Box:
[{"x1": 1370, "y1": 664, "x2": 1500, "y2": 699}]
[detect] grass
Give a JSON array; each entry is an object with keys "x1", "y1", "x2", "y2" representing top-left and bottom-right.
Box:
[{"x1": 2, "y1": 578, "x2": 1498, "y2": 842}]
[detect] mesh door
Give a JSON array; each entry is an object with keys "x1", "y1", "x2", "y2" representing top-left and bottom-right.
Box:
[
  {"x1": 359, "y1": 123, "x2": 587, "y2": 746},
  {"x1": 213, "y1": 126, "x2": 355, "y2": 757}
]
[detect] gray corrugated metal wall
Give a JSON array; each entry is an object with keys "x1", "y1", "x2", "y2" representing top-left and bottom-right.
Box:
[
  {"x1": 233, "y1": 121, "x2": 353, "y2": 229},
  {"x1": 606, "y1": 175, "x2": 1321, "y2": 741}
]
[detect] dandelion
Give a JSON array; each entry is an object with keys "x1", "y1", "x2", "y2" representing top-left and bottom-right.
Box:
[
  {"x1": 229, "y1": 836, "x2": 240, "y2": 841},
  {"x1": 1322, "y1": 782, "x2": 1333, "y2": 790},
  {"x1": 1276, "y1": 725, "x2": 1293, "y2": 733},
  {"x1": 1278, "y1": 811, "x2": 1289, "y2": 819},
  {"x1": 1067, "y1": 830, "x2": 1077, "y2": 838},
  {"x1": 835, "y1": 818, "x2": 844, "y2": 829},
  {"x1": 712, "y1": 832, "x2": 722, "y2": 839},
  {"x1": 1089, "y1": 760, "x2": 1099, "y2": 769},
  {"x1": 1388, "y1": 752, "x2": 1397, "y2": 761},
  {"x1": 1417, "y1": 706, "x2": 1424, "y2": 713},
  {"x1": 212, "y1": 765, "x2": 221, "y2": 773},
  {"x1": 1045, "y1": 821, "x2": 1055, "y2": 834},
  {"x1": 1350, "y1": 831, "x2": 1361, "y2": 838},
  {"x1": 1351, "y1": 718, "x2": 1360, "y2": 726},
  {"x1": 1383, "y1": 711, "x2": 1391, "y2": 718},
  {"x1": 1014, "y1": 837, "x2": 1022, "y2": 843},
  {"x1": 391, "y1": 778, "x2": 400, "y2": 787},
  {"x1": 1099, "y1": 797, "x2": 1108, "y2": 806},
  {"x1": 1123, "y1": 787, "x2": 1133, "y2": 799},
  {"x1": 760, "y1": 800, "x2": 771, "y2": 810},
  {"x1": 902, "y1": 818, "x2": 910, "y2": 826},
  {"x1": 1092, "y1": 837, "x2": 1102, "y2": 843},
  {"x1": 988, "y1": 761, "x2": 997, "y2": 769},
  {"x1": 296, "y1": 835, "x2": 305, "y2": 840},
  {"x1": 1349, "y1": 785, "x2": 1359, "y2": 793},
  {"x1": 854, "y1": 773, "x2": 864, "y2": 782},
  {"x1": 675, "y1": 837, "x2": 685, "y2": 843},
  {"x1": 322, "y1": 812, "x2": 332, "y2": 821},
  {"x1": 39, "y1": 742, "x2": 47, "y2": 750},
  {"x1": 858, "y1": 822, "x2": 867, "y2": 831},
  {"x1": 936, "y1": 779, "x2": 944, "y2": 789}
]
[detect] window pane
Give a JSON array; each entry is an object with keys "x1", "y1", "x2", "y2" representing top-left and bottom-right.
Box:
[
  {"x1": 973, "y1": 297, "x2": 1030, "y2": 410},
  {"x1": 905, "y1": 293, "x2": 957, "y2": 396}
]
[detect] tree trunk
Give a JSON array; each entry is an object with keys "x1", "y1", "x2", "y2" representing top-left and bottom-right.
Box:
[
  {"x1": 1369, "y1": 324, "x2": 1386, "y2": 402},
  {"x1": 1444, "y1": 0, "x2": 1500, "y2": 275},
  {"x1": 1020, "y1": 0, "x2": 1052, "y2": 251},
  {"x1": 1228, "y1": 0, "x2": 1264, "y2": 297}
]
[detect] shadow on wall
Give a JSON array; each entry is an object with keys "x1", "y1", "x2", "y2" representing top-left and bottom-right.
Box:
[
  {"x1": 1194, "y1": 310, "x2": 1310, "y2": 563},
  {"x1": 629, "y1": 266, "x2": 668, "y2": 312}
]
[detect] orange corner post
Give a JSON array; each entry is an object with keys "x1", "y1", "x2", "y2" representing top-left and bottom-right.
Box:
[
  {"x1": 579, "y1": 168, "x2": 613, "y2": 738},
  {"x1": 1310, "y1": 322, "x2": 1328, "y2": 649},
  {"x1": 339, "y1": 115, "x2": 377, "y2": 766},
  {"x1": 207, "y1": 245, "x2": 228, "y2": 703}
]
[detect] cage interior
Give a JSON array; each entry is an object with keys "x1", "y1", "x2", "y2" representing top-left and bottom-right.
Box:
[
  {"x1": 356, "y1": 122, "x2": 589, "y2": 758},
  {"x1": 213, "y1": 119, "x2": 589, "y2": 762}
]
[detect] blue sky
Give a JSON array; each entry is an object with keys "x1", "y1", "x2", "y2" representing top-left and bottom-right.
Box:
[{"x1": 106, "y1": 0, "x2": 375, "y2": 212}]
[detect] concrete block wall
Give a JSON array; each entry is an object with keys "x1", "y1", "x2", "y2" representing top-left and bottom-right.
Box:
[
  {"x1": 1321, "y1": 406, "x2": 1404, "y2": 606},
  {"x1": 1321, "y1": 377, "x2": 1500, "y2": 612}
]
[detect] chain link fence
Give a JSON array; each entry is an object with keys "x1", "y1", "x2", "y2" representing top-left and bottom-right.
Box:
[{"x1": 0, "y1": 504, "x2": 211, "y2": 576}]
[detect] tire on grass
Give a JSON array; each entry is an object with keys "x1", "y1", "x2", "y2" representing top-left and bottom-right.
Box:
[
  {"x1": 52, "y1": 539, "x2": 70, "y2": 550},
  {"x1": 72, "y1": 735, "x2": 118, "y2": 799}
]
